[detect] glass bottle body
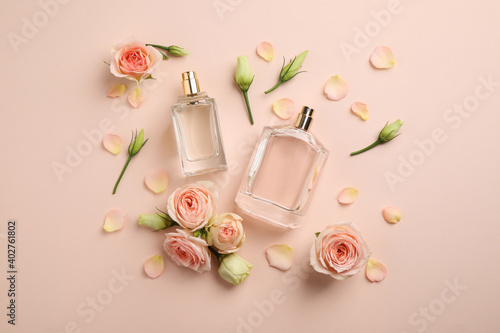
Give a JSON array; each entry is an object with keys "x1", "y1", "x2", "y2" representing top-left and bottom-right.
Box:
[
  {"x1": 171, "y1": 92, "x2": 227, "y2": 176},
  {"x1": 236, "y1": 125, "x2": 328, "y2": 228}
]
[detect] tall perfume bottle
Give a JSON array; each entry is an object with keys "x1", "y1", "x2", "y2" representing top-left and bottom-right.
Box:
[
  {"x1": 235, "y1": 106, "x2": 329, "y2": 229},
  {"x1": 171, "y1": 71, "x2": 227, "y2": 176}
]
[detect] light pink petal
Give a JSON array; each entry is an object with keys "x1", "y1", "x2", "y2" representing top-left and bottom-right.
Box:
[
  {"x1": 351, "y1": 102, "x2": 369, "y2": 120},
  {"x1": 324, "y1": 75, "x2": 349, "y2": 101},
  {"x1": 144, "y1": 255, "x2": 164, "y2": 278},
  {"x1": 382, "y1": 206, "x2": 402, "y2": 224},
  {"x1": 366, "y1": 258, "x2": 387, "y2": 282},
  {"x1": 145, "y1": 169, "x2": 169, "y2": 194},
  {"x1": 272, "y1": 98, "x2": 296, "y2": 119},
  {"x1": 370, "y1": 46, "x2": 396, "y2": 69},
  {"x1": 127, "y1": 86, "x2": 144, "y2": 108},
  {"x1": 337, "y1": 187, "x2": 358, "y2": 205},
  {"x1": 102, "y1": 133, "x2": 122, "y2": 155},
  {"x1": 103, "y1": 208, "x2": 127, "y2": 232},
  {"x1": 266, "y1": 244, "x2": 293, "y2": 271},
  {"x1": 256, "y1": 41, "x2": 274, "y2": 61},
  {"x1": 107, "y1": 83, "x2": 126, "y2": 97},
  {"x1": 196, "y1": 180, "x2": 219, "y2": 203}
]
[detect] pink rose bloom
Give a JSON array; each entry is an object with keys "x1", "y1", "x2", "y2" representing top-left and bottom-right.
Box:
[
  {"x1": 163, "y1": 229, "x2": 211, "y2": 273},
  {"x1": 310, "y1": 222, "x2": 371, "y2": 280},
  {"x1": 110, "y1": 37, "x2": 163, "y2": 84},
  {"x1": 207, "y1": 213, "x2": 245, "y2": 254},
  {"x1": 167, "y1": 183, "x2": 216, "y2": 231}
]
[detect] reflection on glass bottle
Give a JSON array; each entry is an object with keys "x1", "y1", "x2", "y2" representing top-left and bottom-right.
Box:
[
  {"x1": 236, "y1": 106, "x2": 329, "y2": 228},
  {"x1": 171, "y1": 71, "x2": 227, "y2": 176}
]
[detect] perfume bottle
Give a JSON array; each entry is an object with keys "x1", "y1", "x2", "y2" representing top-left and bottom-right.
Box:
[
  {"x1": 235, "y1": 106, "x2": 329, "y2": 229},
  {"x1": 171, "y1": 71, "x2": 228, "y2": 176}
]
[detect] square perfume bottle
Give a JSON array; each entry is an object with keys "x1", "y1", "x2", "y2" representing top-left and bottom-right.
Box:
[
  {"x1": 236, "y1": 106, "x2": 329, "y2": 228},
  {"x1": 171, "y1": 71, "x2": 228, "y2": 176}
]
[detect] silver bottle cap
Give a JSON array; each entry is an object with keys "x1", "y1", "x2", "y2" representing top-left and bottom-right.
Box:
[
  {"x1": 294, "y1": 106, "x2": 314, "y2": 131},
  {"x1": 182, "y1": 71, "x2": 200, "y2": 95}
]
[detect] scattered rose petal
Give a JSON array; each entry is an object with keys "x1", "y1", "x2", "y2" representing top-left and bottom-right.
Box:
[
  {"x1": 370, "y1": 46, "x2": 396, "y2": 69},
  {"x1": 128, "y1": 86, "x2": 144, "y2": 108},
  {"x1": 103, "y1": 208, "x2": 127, "y2": 232},
  {"x1": 366, "y1": 258, "x2": 387, "y2": 282},
  {"x1": 107, "y1": 83, "x2": 126, "y2": 97},
  {"x1": 337, "y1": 187, "x2": 358, "y2": 205},
  {"x1": 351, "y1": 102, "x2": 369, "y2": 120},
  {"x1": 144, "y1": 255, "x2": 164, "y2": 278},
  {"x1": 272, "y1": 98, "x2": 296, "y2": 119},
  {"x1": 102, "y1": 133, "x2": 122, "y2": 155},
  {"x1": 265, "y1": 244, "x2": 293, "y2": 271},
  {"x1": 145, "y1": 169, "x2": 169, "y2": 194},
  {"x1": 382, "y1": 206, "x2": 402, "y2": 224},
  {"x1": 256, "y1": 42, "x2": 274, "y2": 61},
  {"x1": 324, "y1": 75, "x2": 349, "y2": 101}
]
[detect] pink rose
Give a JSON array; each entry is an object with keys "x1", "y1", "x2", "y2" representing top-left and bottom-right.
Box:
[
  {"x1": 167, "y1": 183, "x2": 216, "y2": 231},
  {"x1": 110, "y1": 37, "x2": 163, "y2": 84},
  {"x1": 207, "y1": 213, "x2": 245, "y2": 254},
  {"x1": 163, "y1": 229, "x2": 211, "y2": 273},
  {"x1": 310, "y1": 222, "x2": 371, "y2": 280}
]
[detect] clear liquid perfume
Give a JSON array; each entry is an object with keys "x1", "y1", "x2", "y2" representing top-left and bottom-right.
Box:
[
  {"x1": 171, "y1": 71, "x2": 227, "y2": 176},
  {"x1": 235, "y1": 106, "x2": 329, "y2": 229}
]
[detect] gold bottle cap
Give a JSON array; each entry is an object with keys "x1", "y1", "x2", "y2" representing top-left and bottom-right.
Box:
[
  {"x1": 181, "y1": 71, "x2": 200, "y2": 95},
  {"x1": 294, "y1": 106, "x2": 314, "y2": 131}
]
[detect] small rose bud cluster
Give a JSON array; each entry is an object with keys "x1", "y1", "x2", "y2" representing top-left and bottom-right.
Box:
[{"x1": 139, "y1": 182, "x2": 252, "y2": 286}]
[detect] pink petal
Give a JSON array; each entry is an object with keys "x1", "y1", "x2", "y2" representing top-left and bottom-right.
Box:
[
  {"x1": 196, "y1": 181, "x2": 219, "y2": 202},
  {"x1": 265, "y1": 244, "x2": 293, "y2": 271},
  {"x1": 382, "y1": 206, "x2": 402, "y2": 224},
  {"x1": 337, "y1": 187, "x2": 358, "y2": 205},
  {"x1": 351, "y1": 102, "x2": 369, "y2": 120},
  {"x1": 127, "y1": 86, "x2": 144, "y2": 108},
  {"x1": 366, "y1": 258, "x2": 387, "y2": 282},
  {"x1": 145, "y1": 169, "x2": 169, "y2": 194},
  {"x1": 370, "y1": 46, "x2": 396, "y2": 69},
  {"x1": 324, "y1": 75, "x2": 349, "y2": 101},
  {"x1": 103, "y1": 208, "x2": 127, "y2": 232},
  {"x1": 256, "y1": 41, "x2": 274, "y2": 61},
  {"x1": 107, "y1": 83, "x2": 126, "y2": 97},
  {"x1": 272, "y1": 98, "x2": 296, "y2": 119},
  {"x1": 144, "y1": 255, "x2": 164, "y2": 278},
  {"x1": 102, "y1": 133, "x2": 122, "y2": 155}
]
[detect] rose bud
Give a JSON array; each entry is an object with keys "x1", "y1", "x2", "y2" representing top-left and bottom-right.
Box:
[{"x1": 217, "y1": 253, "x2": 253, "y2": 286}]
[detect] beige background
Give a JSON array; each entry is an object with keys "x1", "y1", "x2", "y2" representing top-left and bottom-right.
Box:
[{"x1": 1, "y1": 0, "x2": 500, "y2": 332}]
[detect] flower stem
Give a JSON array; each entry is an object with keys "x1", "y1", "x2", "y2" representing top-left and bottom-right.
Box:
[
  {"x1": 350, "y1": 140, "x2": 381, "y2": 156},
  {"x1": 112, "y1": 155, "x2": 132, "y2": 194},
  {"x1": 145, "y1": 43, "x2": 169, "y2": 50},
  {"x1": 264, "y1": 80, "x2": 282, "y2": 94},
  {"x1": 208, "y1": 246, "x2": 224, "y2": 263},
  {"x1": 242, "y1": 91, "x2": 254, "y2": 125}
]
